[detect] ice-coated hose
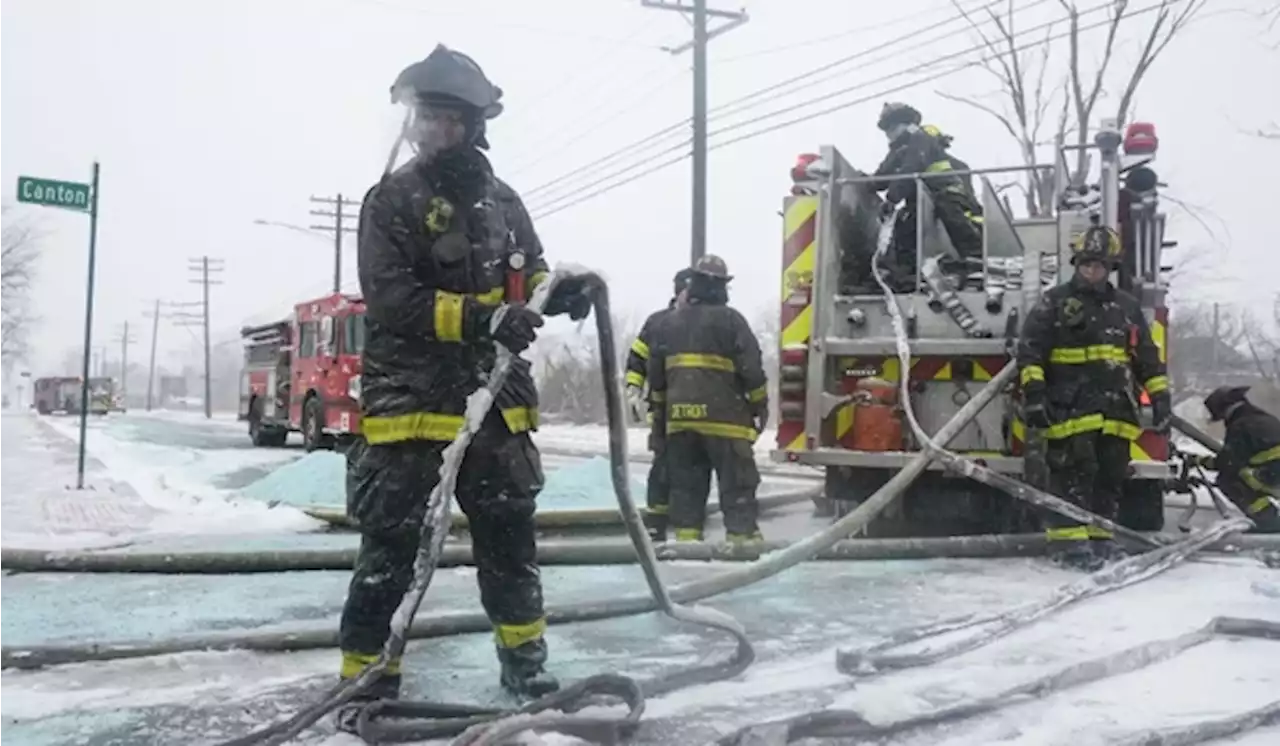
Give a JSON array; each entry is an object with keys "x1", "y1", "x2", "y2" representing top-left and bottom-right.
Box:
[
  {"x1": 209, "y1": 273, "x2": 571, "y2": 746},
  {"x1": 720, "y1": 616, "x2": 1280, "y2": 745},
  {"x1": 358, "y1": 272, "x2": 753, "y2": 746}
]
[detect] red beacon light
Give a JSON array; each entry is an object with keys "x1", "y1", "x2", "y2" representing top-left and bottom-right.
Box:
[
  {"x1": 790, "y1": 153, "x2": 829, "y2": 195},
  {"x1": 1123, "y1": 122, "x2": 1158, "y2": 156}
]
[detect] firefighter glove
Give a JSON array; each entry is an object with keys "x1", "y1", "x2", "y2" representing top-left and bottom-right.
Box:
[
  {"x1": 1023, "y1": 381, "x2": 1051, "y2": 430},
  {"x1": 484, "y1": 304, "x2": 544, "y2": 353},
  {"x1": 625, "y1": 385, "x2": 646, "y2": 424},
  {"x1": 752, "y1": 400, "x2": 770, "y2": 434},
  {"x1": 544, "y1": 275, "x2": 594, "y2": 321},
  {"x1": 1151, "y1": 392, "x2": 1173, "y2": 435},
  {"x1": 879, "y1": 200, "x2": 897, "y2": 219},
  {"x1": 1184, "y1": 452, "x2": 1216, "y2": 470}
]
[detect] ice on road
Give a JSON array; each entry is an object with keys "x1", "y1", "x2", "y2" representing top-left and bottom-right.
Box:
[{"x1": 3, "y1": 409, "x2": 1277, "y2": 745}]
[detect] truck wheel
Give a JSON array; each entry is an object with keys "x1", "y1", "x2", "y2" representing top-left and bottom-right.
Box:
[
  {"x1": 302, "y1": 396, "x2": 331, "y2": 452},
  {"x1": 249, "y1": 399, "x2": 288, "y2": 448},
  {"x1": 1118, "y1": 480, "x2": 1165, "y2": 532}
]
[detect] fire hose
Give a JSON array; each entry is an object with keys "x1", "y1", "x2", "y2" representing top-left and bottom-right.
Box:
[{"x1": 711, "y1": 217, "x2": 1268, "y2": 744}]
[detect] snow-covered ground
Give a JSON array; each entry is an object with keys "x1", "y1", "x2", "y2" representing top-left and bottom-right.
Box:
[{"x1": 3, "y1": 408, "x2": 1277, "y2": 745}]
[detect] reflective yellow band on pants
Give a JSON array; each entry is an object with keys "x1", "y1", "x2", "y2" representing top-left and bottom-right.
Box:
[
  {"x1": 630, "y1": 339, "x2": 650, "y2": 360},
  {"x1": 1046, "y1": 526, "x2": 1089, "y2": 542},
  {"x1": 1144, "y1": 375, "x2": 1170, "y2": 395},
  {"x1": 363, "y1": 407, "x2": 539, "y2": 443},
  {"x1": 1249, "y1": 444, "x2": 1280, "y2": 466},
  {"x1": 648, "y1": 504, "x2": 668, "y2": 515},
  {"x1": 1043, "y1": 413, "x2": 1141, "y2": 441},
  {"x1": 494, "y1": 618, "x2": 547, "y2": 649},
  {"x1": 666, "y1": 353, "x2": 735, "y2": 372},
  {"x1": 341, "y1": 651, "x2": 401, "y2": 679},
  {"x1": 1021, "y1": 365, "x2": 1045, "y2": 386},
  {"x1": 675, "y1": 528, "x2": 703, "y2": 541},
  {"x1": 1048, "y1": 345, "x2": 1130, "y2": 364},
  {"x1": 625, "y1": 370, "x2": 645, "y2": 387},
  {"x1": 1247, "y1": 496, "x2": 1275, "y2": 515},
  {"x1": 1086, "y1": 525, "x2": 1113, "y2": 539},
  {"x1": 667, "y1": 420, "x2": 758, "y2": 441},
  {"x1": 747, "y1": 384, "x2": 768, "y2": 403},
  {"x1": 925, "y1": 159, "x2": 953, "y2": 173}
]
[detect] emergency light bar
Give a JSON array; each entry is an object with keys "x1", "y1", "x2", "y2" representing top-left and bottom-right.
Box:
[{"x1": 1124, "y1": 122, "x2": 1158, "y2": 156}]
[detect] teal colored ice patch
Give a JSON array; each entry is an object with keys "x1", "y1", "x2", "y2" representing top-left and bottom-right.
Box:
[{"x1": 238, "y1": 452, "x2": 645, "y2": 511}]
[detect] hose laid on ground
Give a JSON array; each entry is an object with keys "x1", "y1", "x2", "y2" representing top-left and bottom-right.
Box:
[
  {"x1": 297, "y1": 488, "x2": 818, "y2": 531},
  {"x1": 714, "y1": 227, "x2": 1267, "y2": 744},
  {"x1": 719, "y1": 616, "x2": 1280, "y2": 745}
]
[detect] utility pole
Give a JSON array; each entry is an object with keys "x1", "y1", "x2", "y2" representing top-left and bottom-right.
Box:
[
  {"x1": 642, "y1": 0, "x2": 748, "y2": 264},
  {"x1": 112, "y1": 322, "x2": 138, "y2": 404},
  {"x1": 1211, "y1": 302, "x2": 1220, "y2": 377},
  {"x1": 174, "y1": 257, "x2": 224, "y2": 418},
  {"x1": 143, "y1": 300, "x2": 165, "y2": 411},
  {"x1": 309, "y1": 194, "x2": 359, "y2": 293}
]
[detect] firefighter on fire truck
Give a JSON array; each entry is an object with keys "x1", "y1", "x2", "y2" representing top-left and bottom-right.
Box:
[
  {"x1": 1184, "y1": 386, "x2": 1280, "y2": 533},
  {"x1": 1017, "y1": 220, "x2": 1172, "y2": 571},
  {"x1": 625, "y1": 268, "x2": 695, "y2": 542},
  {"x1": 337, "y1": 44, "x2": 593, "y2": 724},
  {"x1": 647, "y1": 255, "x2": 768, "y2": 544},
  {"x1": 873, "y1": 102, "x2": 985, "y2": 278}
]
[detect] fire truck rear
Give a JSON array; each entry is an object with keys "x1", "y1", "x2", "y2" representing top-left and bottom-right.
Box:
[
  {"x1": 239, "y1": 292, "x2": 366, "y2": 450},
  {"x1": 774, "y1": 121, "x2": 1172, "y2": 537}
]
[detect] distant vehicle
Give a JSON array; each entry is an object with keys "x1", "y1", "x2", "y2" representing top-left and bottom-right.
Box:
[
  {"x1": 239, "y1": 292, "x2": 365, "y2": 450},
  {"x1": 32, "y1": 377, "x2": 80, "y2": 415}
]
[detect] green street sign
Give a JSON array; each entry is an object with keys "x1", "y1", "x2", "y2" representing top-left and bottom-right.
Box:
[{"x1": 16, "y1": 175, "x2": 92, "y2": 212}]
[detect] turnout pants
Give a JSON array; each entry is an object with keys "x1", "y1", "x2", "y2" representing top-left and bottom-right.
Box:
[
  {"x1": 666, "y1": 430, "x2": 761, "y2": 540},
  {"x1": 339, "y1": 410, "x2": 547, "y2": 678},
  {"x1": 645, "y1": 429, "x2": 670, "y2": 535},
  {"x1": 932, "y1": 188, "x2": 984, "y2": 261},
  {"x1": 1044, "y1": 430, "x2": 1129, "y2": 551}
]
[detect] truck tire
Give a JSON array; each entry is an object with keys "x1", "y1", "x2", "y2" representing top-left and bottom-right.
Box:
[
  {"x1": 36, "y1": 402, "x2": 50, "y2": 415},
  {"x1": 302, "y1": 395, "x2": 331, "y2": 452},
  {"x1": 249, "y1": 399, "x2": 289, "y2": 448},
  {"x1": 1118, "y1": 480, "x2": 1165, "y2": 532}
]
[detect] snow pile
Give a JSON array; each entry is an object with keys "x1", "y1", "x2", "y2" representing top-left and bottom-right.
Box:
[
  {"x1": 240, "y1": 451, "x2": 347, "y2": 507},
  {"x1": 239, "y1": 452, "x2": 646, "y2": 510}
]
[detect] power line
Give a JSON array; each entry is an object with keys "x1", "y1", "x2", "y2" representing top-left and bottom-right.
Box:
[
  {"x1": 522, "y1": 0, "x2": 1012, "y2": 204},
  {"x1": 531, "y1": 0, "x2": 1160, "y2": 220},
  {"x1": 308, "y1": 194, "x2": 360, "y2": 293},
  {"x1": 173, "y1": 257, "x2": 225, "y2": 419}
]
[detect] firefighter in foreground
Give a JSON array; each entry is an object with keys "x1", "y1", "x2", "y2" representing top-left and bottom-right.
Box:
[
  {"x1": 625, "y1": 268, "x2": 695, "y2": 542},
  {"x1": 339, "y1": 45, "x2": 593, "y2": 717},
  {"x1": 873, "y1": 102, "x2": 984, "y2": 278},
  {"x1": 1017, "y1": 222, "x2": 1172, "y2": 571},
  {"x1": 1183, "y1": 386, "x2": 1280, "y2": 532},
  {"x1": 647, "y1": 255, "x2": 768, "y2": 543}
]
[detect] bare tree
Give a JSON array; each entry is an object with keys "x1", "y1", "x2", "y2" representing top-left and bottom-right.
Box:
[
  {"x1": 939, "y1": 0, "x2": 1206, "y2": 212},
  {"x1": 2, "y1": 205, "x2": 43, "y2": 362}
]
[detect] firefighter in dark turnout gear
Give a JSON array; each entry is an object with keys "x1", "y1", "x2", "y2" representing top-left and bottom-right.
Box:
[
  {"x1": 873, "y1": 103, "x2": 984, "y2": 276},
  {"x1": 339, "y1": 45, "x2": 589, "y2": 713},
  {"x1": 1183, "y1": 386, "x2": 1280, "y2": 532},
  {"x1": 922, "y1": 124, "x2": 976, "y2": 201},
  {"x1": 1017, "y1": 221, "x2": 1171, "y2": 571},
  {"x1": 625, "y1": 268, "x2": 695, "y2": 542},
  {"x1": 648, "y1": 255, "x2": 769, "y2": 544}
]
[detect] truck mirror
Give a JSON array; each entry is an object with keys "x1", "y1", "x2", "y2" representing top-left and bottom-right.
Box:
[{"x1": 320, "y1": 317, "x2": 335, "y2": 354}]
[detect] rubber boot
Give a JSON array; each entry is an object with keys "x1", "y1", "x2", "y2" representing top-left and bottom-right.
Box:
[
  {"x1": 674, "y1": 527, "x2": 704, "y2": 542},
  {"x1": 335, "y1": 673, "x2": 401, "y2": 734},
  {"x1": 726, "y1": 530, "x2": 765, "y2": 546},
  {"x1": 1049, "y1": 541, "x2": 1105, "y2": 573},
  {"x1": 498, "y1": 639, "x2": 560, "y2": 699},
  {"x1": 1090, "y1": 537, "x2": 1126, "y2": 563}
]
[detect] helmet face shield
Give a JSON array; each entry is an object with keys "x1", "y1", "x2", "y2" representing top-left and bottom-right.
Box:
[{"x1": 406, "y1": 100, "x2": 472, "y2": 157}]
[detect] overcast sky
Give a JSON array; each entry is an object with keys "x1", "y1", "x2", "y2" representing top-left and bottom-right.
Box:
[{"x1": 3, "y1": 0, "x2": 1277, "y2": 374}]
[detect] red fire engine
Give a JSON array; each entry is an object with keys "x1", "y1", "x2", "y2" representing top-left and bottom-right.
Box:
[{"x1": 238, "y1": 292, "x2": 365, "y2": 450}]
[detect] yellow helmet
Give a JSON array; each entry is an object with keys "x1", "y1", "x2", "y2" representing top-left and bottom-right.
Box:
[{"x1": 1070, "y1": 224, "x2": 1122, "y2": 266}]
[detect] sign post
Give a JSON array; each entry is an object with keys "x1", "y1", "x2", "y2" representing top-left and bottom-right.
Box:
[{"x1": 17, "y1": 165, "x2": 100, "y2": 489}]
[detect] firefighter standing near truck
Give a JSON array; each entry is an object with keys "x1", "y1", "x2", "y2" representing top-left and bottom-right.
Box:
[
  {"x1": 1017, "y1": 221, "x2": 1172, "y2": 571},
  {"x1": 873, "y1": 103, "x2": 985, "y2": 275},
  {"x1": 1183, "y1": 386, "x2": 1280, "y2": 533},
  {"x1": 647, "y1": 255, "x2": 769, "y2": 544},
  {"x1": 338, "y1": 44, "x2": 593, "y2": 720},
  {"x1": 625, "y1": 268, "x2": 695, "y2": 542}
]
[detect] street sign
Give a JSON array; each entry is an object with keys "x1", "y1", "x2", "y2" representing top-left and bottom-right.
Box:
[
  {"x1": 17, "y1": 165, "x2": 102, "y2": 489},
  {"x1": 16, "y1": 176, "x2": 92, "y2": 211}
]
